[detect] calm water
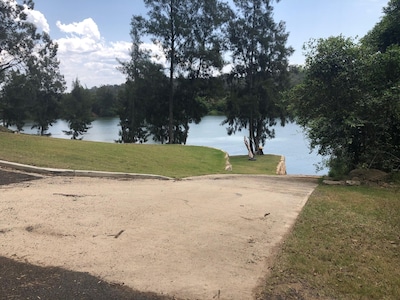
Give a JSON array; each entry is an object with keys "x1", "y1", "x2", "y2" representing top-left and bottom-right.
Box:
[{"x1": 15, "y1": 116, "x2": 327, "y2": 175}]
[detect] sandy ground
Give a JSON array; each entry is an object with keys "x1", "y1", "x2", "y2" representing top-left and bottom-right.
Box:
[{"x1": 0, "y1": 174, "x2": 317, "y2": 300}]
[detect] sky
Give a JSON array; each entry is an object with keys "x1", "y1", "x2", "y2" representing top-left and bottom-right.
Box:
[{"x1": 24, "y1": 0, "x2": 388, "y2": 90}]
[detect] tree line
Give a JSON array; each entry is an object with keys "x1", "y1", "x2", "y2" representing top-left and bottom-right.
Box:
[
  {"x1": 285, "y1": 0, "x2": 400, "y2": 175},
  {"x1": 1, "y1": 0, "x2": 293, "y2": 148},
  {"x1": 117, "y1": 0, "x2": 293, "y2": 147},
  {"x1": 1, "y1": 0, "x2": 399, "y2": 175}
]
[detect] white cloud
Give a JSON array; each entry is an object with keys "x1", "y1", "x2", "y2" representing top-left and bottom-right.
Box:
[
  {"x1": 57, "y1": 36, "x2": 102, "y2": 54},
  {"x1": 140, "y1": 42, "x2": 167, "y2": 66},
  {"x1": 3, "y1": 0, "x2": 49, "y2": 33},
  {"x1": 21, "y1": 4, "x2": 50, "y2": 33},
  {"x1": 54, "y1": 18, "x2": 131, "y2": 89},
  {"x1": 56, "y1": 18, "x2": 101, "y2": 40},
  {"x1": 42, "y1": 16, "x2": 169, "y2": 90},
  {"x1": 56, "y1": 40, "x2": 131, "y2": 89},
  {"x1": 54, "y1": 17, "x2": 170, "y2": 89}
]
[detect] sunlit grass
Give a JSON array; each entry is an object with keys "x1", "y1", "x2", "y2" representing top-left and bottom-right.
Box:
[
  {"x1": 261, "y1": 185, "x2": 400, "y2": 299},
  {"x1": 0, "y1": 132, "x2": 281, "y2": 178},
  {"x1": 229, "y1": 155, "x2": 280, "y2": 175}
]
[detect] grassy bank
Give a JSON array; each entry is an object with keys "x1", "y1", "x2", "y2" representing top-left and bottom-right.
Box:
[
  {"x1": 0, "y1": 132, "x2": 280, "y2": 178},
  {"x1": 260, "y1": 184, "x2": 400, "y2": 299}
]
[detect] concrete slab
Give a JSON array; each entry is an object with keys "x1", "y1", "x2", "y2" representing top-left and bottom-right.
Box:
[{"x1": 0, "y1": 174, "x2": 317, "y2": 299}]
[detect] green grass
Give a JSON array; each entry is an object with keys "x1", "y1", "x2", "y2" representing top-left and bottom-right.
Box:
[
  {"x1": 0, "y1": 132, "x2": 280, "y2": 178},
  {"x1": 229, "y1": 155, "x2": 279, "y2": 175},
  {"x1": 260, "y1": 184, "x2": 400, "y2": 299}
]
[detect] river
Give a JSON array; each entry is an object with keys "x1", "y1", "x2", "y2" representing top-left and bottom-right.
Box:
[{"x1": 15, "y1": 116, "x2": 327, "y2": 175}]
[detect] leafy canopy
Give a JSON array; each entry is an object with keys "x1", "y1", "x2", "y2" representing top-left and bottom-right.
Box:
[
  {"x1": 286, "y1": 34, "x2": 400, "y2": 174},
  {"x1": 1, "y1": 0, "x2": 65, "y2": 134}
]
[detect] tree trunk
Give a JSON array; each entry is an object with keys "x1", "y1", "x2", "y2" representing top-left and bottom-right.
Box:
[
  {"x1": 167, "y1": 1, "x2": 175, "y2": 144},
  {"x1": 168, "y1": 72, "x2": 174, "y2": 144},
  {"x1": 249, "y1": 114, "x2": 255, "y2": 155}
]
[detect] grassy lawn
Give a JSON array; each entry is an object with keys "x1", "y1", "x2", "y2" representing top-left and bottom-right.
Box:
[
  {"x1": 260, "y1": 184, "x2": 400, "y2": 300},
  {"x1": 0, "y1": 131, "x2": 280, "y2": 178}
]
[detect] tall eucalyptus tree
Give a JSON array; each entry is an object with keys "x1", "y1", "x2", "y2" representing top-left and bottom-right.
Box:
[
  {"x1": 224, "y1": 0, "x2": 293, "y2": 153},
  {"x1": 117, "y1": 16, "x2": 159, "y2": 143},
  {"x1": 133, "y1": 0, "x2": 232, "y2": 144},
  {"x1": 27, "y1": 32, "x2": 66, "y2": 135}
]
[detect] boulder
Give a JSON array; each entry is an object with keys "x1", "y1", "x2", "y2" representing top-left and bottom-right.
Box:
[
  {"x1": 276, "y1": 156, "x2": 287, "y2": 175},
  {"x1": 345, "y1": 180, "x2": 361, "y2": 186},
  {"x1": 323, "y1": 180, "x2": 345, "y2": 185}
]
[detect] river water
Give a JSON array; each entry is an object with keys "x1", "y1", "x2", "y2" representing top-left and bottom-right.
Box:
[{"x1": 16, "y1": 116, "x2": 327, "y2": 175}]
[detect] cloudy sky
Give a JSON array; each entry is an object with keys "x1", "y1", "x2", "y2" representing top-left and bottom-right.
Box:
[{"x1": 26, "y1": 0, "x2": 387, "y2": 90}]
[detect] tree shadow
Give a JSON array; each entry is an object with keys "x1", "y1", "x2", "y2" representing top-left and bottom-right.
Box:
[{"x1": 0, "y1": 255, "x2": 176, "y2": 300}]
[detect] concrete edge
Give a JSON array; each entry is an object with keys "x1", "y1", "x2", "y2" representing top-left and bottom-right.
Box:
[
  {"x1": 0, "y1": 160, "x2": 322, "y2": 183},
  {"x1": 183, "y1": 173, "x2": 322, "y2": 183},
  {"x1": 0, "y1": 160, "x2": 173, "y2": 181},
  {"x1": 276, "y1": 155, "x2": 287, "y2": 175}
]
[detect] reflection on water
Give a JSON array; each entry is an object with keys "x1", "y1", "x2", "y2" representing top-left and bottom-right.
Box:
[{"x1": 12, "y1": 116, "x2": 326, "y2": 175}]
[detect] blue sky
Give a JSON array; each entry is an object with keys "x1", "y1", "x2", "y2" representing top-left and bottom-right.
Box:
[{"x1": 27, "y1": 0, "x2": 387, "y2": 89}]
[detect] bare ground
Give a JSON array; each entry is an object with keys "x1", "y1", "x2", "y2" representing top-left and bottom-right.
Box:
[{"x1": 0, "y1": 168, "x2": 317, "y2": 299}]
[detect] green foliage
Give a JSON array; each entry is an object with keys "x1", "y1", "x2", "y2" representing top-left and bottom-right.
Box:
[
  {"x1": 1, "y1": 1, "x2": 66, "y2": 135},
  {"x1": 0, "y1": 0, "x2": 39, "y2": 75},
  {"x1": 286, "y1": 34, "x2": 400, "y2": 174},
  {"x1": 142, "y1": 0, "x2": 195, "y2": 143},
  {"x1": 327, "y1": 155, "x2": 352, "y2": 179},
  {"x1": 135, "y1": 0, "x2": 232, "y2": 143},
  {"x1": 0, "y1": 71, "x2": 32, "y2": 130},
  {"x1": 27, "y1": 33, "x2": 66, "y2": 135},
  {"x1": 117, "y1": 16, "x2": 170, "y2": 143},
  {"x1": 361, "y1": 45, "x2": 400, "y2": 171},
  {"x1": 171, "y1": 77, "x2": 209, "y2": 144},
  {"x1": 179, "y1": 0, "x2": 233, "y2": 79},
  {"x1": 118, "y1": 1, "x2": 231, "y2": 144},
  {"x1": 223, "y1": 0, "x2": 293, "y2": 153},
  {"x1": 362, "y1": 0, "x2": 400, "y2": 52},
  {"x1": 90, "y1": 85, "x2": 121, "y2": 117},
  {"x1": 61, "y1": 78, "x2": 93, "y2": 140},
  {"x1": 288, "y1": 37, "x2": 364, "y2": 159},
  {"x1": 195, "y1": 79, "x2": 228, "y2": 116},
  {"x1": 288, "y1": 65, "x2": 306, "y2": 88}
]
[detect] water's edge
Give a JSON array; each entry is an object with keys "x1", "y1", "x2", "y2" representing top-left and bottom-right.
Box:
[{"x1": 11, "y1": 116, "x2": 326, "y2": 175}]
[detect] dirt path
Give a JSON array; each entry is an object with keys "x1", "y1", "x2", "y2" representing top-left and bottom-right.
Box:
[{"x1": 0, "y1": 172, "x2": 317, "y2": 299}]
